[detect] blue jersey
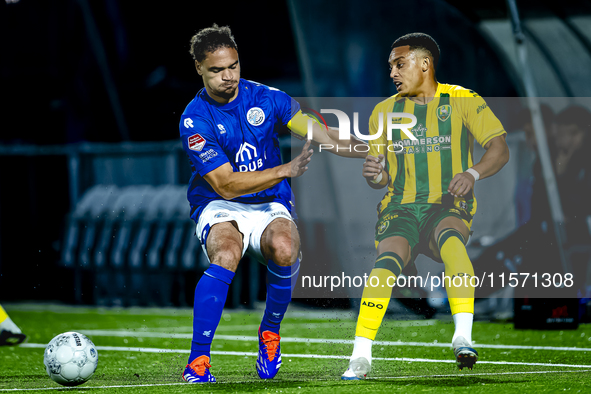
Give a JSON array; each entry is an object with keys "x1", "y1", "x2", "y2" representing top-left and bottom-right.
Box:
[{"x1": 180, "y1": 79, "x2": 300, "y2": 222}]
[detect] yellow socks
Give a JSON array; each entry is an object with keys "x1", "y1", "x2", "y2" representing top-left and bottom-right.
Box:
[
  {"x1": 438, "y1": 229, "x2": 475, "y2": 315},
  {"x1": 438, "y1": 228, "x2": 475, "y2": 344},
  {"x1": 355, "y1": 252, "x2": 404, "y2": 340},
  {"x1": 0, "y1": 305, "x2": 8, "y2": 324}
]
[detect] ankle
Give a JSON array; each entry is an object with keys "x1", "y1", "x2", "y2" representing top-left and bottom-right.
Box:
[{"x1": 350, "y1": 336, "x2": 373, "y2": 365}]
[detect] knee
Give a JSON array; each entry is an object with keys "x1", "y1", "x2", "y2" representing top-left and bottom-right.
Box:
[
  {"x1": 436, "y1": 228, "x2": 467, "y2": 252},
  {"x1": 209, "y1": 242, "x2": 242, "y2": 272},
  {"x1": 268, "y1": 235, "x2": 299, "y2": 267},
  {"x1": 435, "y1": 219, "x2": 469, "y2": 245},
  {"x1": 377, "y1": 236, "x2": 411, "y2": 267}
]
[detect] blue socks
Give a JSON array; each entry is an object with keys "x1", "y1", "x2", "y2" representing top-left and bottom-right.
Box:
[
  {"x1": 189, "y1": 264, "x2": 234, "y2": 363},
  {"x1": 260, "y1": 259, "x2": 300, "y2": 334},
  {"x1": 188, "y1": 259, "x2": 300, "y2": 363}
]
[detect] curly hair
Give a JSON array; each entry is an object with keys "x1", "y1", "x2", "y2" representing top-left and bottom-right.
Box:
[{"x1": 189, "y1": 24, "x2": 238, "y2": 62}]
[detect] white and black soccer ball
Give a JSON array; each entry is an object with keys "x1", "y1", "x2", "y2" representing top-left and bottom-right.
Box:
[{"x1": 43, "y1": 332, "x2": 98, "y2": 386}]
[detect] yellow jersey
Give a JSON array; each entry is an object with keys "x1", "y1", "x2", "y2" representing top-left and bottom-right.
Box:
[{"x1": 368, "y1": 83, "x2": 506, "y2": 217}]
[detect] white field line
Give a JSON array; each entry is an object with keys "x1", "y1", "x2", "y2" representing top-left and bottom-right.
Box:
[
  {"x1": 19, "y1": 343, "x2": 591, "y2": 369},
  {"x1": 85, "y1": 320, "x2": 437, "y2": 334},
  {"x1": 1, "y1": 369, "x2": 590, "y2": 392},
  {"x1": 368, "y1": 369, "x2": 591, "y2": 379},
  {"x1": 74, "y1": 330, "x2": 591, "y2": 352}
]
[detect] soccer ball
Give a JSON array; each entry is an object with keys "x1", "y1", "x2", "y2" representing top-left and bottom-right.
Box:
[{"x1": 43, "y1": 332, "x2": 98, "y2": 386}]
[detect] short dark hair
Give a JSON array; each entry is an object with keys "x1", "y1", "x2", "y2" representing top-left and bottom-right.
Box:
[
  {"x1": 391, "y1": 32, "x2": 440, "y2": 69},
  {"x1": 190, "y1": 24, "x2": 237, "y2": 62}
]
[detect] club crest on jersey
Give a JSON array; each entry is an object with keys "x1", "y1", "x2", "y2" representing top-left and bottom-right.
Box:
[
  {"x1": 377, "y1": 221, "x2": 390, "y2": 235},
  {"x1": 436, "y1": 105, "x2": 452, "y2": 122},
  {"x1": 188, "y1": 133, "x2": 206, "y2": 152},
  {"x1": 247, "y1": 107, "x2": 265, "y2": 126}
]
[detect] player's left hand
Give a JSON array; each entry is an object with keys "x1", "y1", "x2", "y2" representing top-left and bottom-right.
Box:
[
  {"x1": 288, "y1": 140, "x2": 313, "y2": 178},
  {"x1": 447, "y1": 171, "x2": 476, "y2": 197}
]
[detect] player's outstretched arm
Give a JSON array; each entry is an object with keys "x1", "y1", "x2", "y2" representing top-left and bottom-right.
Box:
[
  {"x1": 320, "y1": 126, "x2": 367, "y2": 158},
  {"x1": 447, "y1": 135, "x2": 509, "y2": 197},
  {"x1": 204, "y1": 140, "x2": 313, "y2": 200},
  {"x1": 363, "y1": 154, "x2": 388, "y2": 189},
  {"x1": 288, "y1": 111, "x2": 367, "y2": 158}
]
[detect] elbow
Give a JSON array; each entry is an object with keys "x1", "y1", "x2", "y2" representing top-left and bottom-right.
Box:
[
  {"x1": 218, "y1": 188, "x2": 238, "y2": 200},
  {"x1": 213, "y1": 183, "x2": 238, "y2": 200},
  {"x1": 503, "y1": 144, "x2": 510, "y2": 167},
  {"x1": 493, "y1": 138, "x2": 510, "y2": 169},
  {"x1": 220, "y1": 193, "x2": 235, "y2": 201}
]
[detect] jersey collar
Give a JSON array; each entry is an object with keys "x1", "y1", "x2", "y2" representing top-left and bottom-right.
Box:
[{"x1": 434, "y1": 82, "x2": 443, "y2": 97}]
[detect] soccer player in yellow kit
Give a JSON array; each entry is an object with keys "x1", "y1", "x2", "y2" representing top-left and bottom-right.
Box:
[
  {"x1": 342, "y1": 33, "x2": 509, "y2": 379},
  {"x1": 0, "y1": 304, "x2": 26, "y2": 346}
]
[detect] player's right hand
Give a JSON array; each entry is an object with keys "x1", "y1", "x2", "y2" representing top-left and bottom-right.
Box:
[
  {"x1": 363, "y1": 154, "x2": 384, "y2": 181},
  {"x1": 288, "y1": 140, "x2": 313, "y2": 178}
]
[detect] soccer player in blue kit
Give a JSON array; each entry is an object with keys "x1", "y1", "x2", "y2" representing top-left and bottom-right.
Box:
[{"x1": 179, "y1": 24, "x2": 365, "y2": 383}]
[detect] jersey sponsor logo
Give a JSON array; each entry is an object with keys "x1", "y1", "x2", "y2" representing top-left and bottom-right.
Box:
[
  {"x1": 199, "y1": 149, "x2": 218, "y2": 163},
  {"x1": 412, "y1": 123, "x2": 427, "y2": 138},
  {"x1": 436, "y1": 104, "x2": 452, "y2": 122},
  {"x1": 236, "y1": 142, "x2": 258, "y2": 162},
  {"x1": 362, "y1": 301, "x2": 384, "y2": 309},
  {"x1": 270, "y1": 211, "x2": 289, "y2": 218},
  {"x1": 393, "y1": 135, "x2": 452, "y2": 155},
  {"x1": 246, "y1": 107, "x2": 265, "y2": 126},
  {"x1": 188, "y1": 133, "x2": 206, "y2": 151},
  {"x1": 381, "y1": 213, "x2": 399, "y2": 222},
  {"x1": 214, "y1": 212, "x2": 229, "y2": 218},
  {"x1": 217, "y1": 124, "x2": 226, "y2": 134},
  {"x1": 184, "y1": 118, "x2": 194, "y2": 128},
  {"x1": 236, "y1": 142, "x2": 264, "y2": 172},
  {"x1": 476, "y1": 103, "x2": 488, "y2": 114}
]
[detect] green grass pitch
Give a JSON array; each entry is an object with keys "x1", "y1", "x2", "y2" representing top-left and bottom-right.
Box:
[{"x1": 1, "y1": 304, "x2": 590, "y2": 393}]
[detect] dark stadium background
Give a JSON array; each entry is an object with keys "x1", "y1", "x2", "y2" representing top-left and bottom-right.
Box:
[{"x1": 0, "y1": 0, "x2": 589, "y2": 306}]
